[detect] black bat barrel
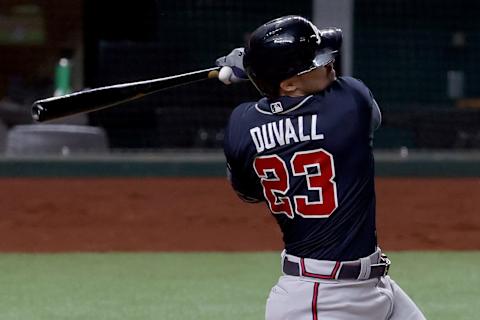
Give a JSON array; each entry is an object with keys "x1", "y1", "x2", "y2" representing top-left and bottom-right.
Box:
[{"x1": 32, "y1": 67, "x2": 220, "y2": 122}]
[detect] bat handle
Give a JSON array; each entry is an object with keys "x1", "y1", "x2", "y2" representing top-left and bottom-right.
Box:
[{"x1": 208, "y1": 69, "x2": 219, "y2": 79}]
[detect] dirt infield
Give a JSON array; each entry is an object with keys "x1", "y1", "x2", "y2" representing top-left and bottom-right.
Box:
[{"x1": 0, "y1": 177, "x2": 478, "y2": 252}]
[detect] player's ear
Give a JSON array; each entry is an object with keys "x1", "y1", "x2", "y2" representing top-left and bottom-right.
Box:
[{"x1": 279, "y1": 78, "x2": 298, "y2": 96}]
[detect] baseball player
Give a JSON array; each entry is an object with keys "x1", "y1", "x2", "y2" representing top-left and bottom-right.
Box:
[{"x1": 216, "y1": 16, "x2": 426, "y2": 319}]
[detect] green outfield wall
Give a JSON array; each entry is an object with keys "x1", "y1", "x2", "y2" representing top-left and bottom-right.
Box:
[{"x1": 0, "y1": 151, "x2": 478, "y2": 177}]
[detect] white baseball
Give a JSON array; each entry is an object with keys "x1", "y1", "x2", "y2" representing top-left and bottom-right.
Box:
[{"x1": 218, "y1": 66, "x2": 233, "y2": 85}]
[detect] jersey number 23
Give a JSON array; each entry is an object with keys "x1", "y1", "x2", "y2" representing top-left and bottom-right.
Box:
[{"x1": 253, "y1": 148, "x2": 338, "y2": 219}]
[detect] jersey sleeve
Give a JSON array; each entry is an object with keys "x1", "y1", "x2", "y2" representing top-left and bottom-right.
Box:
[
  {"x1": 371, "y1": 98, "x2": 382, "y2": 132},
  {"x1": 223, "y1": 105, "x2": 264, "y2": 203},
  {"x1": 342, "y1": 77, "x2": 382, "y2": 133},
  {"x1": 226, "y1": 161, "x2": 262, "y2": 203}
]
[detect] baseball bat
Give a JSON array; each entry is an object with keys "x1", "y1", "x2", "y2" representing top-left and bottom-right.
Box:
[{"x1": 31, "y1": 66, "x2": 220, "y2": 122}]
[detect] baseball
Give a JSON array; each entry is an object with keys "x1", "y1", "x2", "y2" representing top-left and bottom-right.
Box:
[{"x1": 218, "y1": 66, "x2": 233, "y2": 85}]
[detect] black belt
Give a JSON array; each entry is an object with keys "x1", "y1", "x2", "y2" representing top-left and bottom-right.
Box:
[{"x1": 283, "y1": 254, "x2": 391, "y2": 280}]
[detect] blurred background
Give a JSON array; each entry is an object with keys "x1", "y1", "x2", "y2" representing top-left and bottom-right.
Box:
[
  {"x1": 0, "y1": 2, "x2": 478, "y2": 319},
  {"x1": 0, "y1": 0, "x2": 479, "y2": 155}
]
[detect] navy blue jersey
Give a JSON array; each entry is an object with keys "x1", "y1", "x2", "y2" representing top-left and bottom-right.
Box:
[{"x1": 223, "y1": 77, "x2": 381, "y2": 261}]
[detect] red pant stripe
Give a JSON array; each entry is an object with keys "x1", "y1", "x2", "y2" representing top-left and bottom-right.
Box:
[{"x1": 312, "y1": 282, "x2": 320, "y2": 320}]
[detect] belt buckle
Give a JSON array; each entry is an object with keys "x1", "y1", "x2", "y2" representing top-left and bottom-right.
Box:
[{"x1": 381, "y1": 254, "x2": 391, "y2": 276}]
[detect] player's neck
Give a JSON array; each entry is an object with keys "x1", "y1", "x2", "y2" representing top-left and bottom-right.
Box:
[
  {"x1": 279, "y1": 90, "x2": 309, "y2": 97},
  {"x1": 279, "y1": 67, "x2": 336, "y2": 97}
]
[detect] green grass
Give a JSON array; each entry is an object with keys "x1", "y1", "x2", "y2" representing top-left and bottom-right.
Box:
[{"x1": 0, "y1": 251, "x2": 478, "y2": 320}]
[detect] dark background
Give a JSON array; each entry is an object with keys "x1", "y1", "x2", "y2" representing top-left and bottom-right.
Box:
[{"x1": 0, "y1": 0, "x2": 479, "y2": 150}]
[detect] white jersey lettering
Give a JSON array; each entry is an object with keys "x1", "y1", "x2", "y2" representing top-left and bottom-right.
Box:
[
  {"x1": 285, "y1": 118, "x2": 299, "y2": 144},
  {"x1": 250, "y1": 127, "x2": 265, "y2": 153},
  {"x1": 298, "y1": 116, "x2": 310, "y2": 141},
  {"x1": 250, "y1": 115, "x2": 324, "y2": 153},
  {"x1": 272, "y1": 119, "x2": 285, "y2": 146},
  {"x1": 311, "y1": 115, "x2": 324, "y2": 140},
  {"x1": 262, "y1": 123, "x2": 276, "y2": 149}
]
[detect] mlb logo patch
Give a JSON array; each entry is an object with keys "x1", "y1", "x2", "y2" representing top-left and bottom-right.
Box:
[{"x1": 270, "y1": 102, "x2": 284, "y2": 113}]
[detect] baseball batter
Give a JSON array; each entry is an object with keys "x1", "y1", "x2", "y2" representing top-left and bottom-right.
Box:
[{"x1": 216, "y1": 16, "x2": 426, "y2": 319}]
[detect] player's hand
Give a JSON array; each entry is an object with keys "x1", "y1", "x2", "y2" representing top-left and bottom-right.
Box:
[{"x1": 215, "y1": 47, "x2": 249, "y2": 85}]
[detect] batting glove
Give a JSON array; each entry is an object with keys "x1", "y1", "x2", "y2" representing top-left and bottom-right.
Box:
[{"x1": 215, "y1": 47, "x2": 249, "y2": 85}]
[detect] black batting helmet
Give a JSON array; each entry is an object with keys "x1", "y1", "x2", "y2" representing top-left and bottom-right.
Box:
[{"x1": 243, "y1": 15, "x2": 342, "y2": 97}]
